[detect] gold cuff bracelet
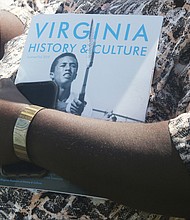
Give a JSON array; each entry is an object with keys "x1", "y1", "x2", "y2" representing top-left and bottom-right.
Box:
[{"x1": 13, "y1": 105, "x2": 44, "y2": 162}]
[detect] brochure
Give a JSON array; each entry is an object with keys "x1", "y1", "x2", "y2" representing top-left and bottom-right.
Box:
[{"x1": 0, "y1": 13, "x2": 163, "y2": 197}]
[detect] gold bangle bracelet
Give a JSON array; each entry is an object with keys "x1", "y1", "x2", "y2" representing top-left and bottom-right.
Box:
[{"x1": 13, "y1": 105, "x2": 44, "y2": 162}]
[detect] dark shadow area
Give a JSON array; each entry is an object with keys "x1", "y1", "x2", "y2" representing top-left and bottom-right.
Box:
[{"x1": 174, "y1": 0, "x2": 185, "y2": 8}]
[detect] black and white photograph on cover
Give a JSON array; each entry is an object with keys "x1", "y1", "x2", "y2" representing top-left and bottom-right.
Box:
[
  {"x1": 49, "y1": 51, "x2": 140, "y2": 122},
  {"x1": 49, "y1": 52, "x2": 87, "y2": 116}
]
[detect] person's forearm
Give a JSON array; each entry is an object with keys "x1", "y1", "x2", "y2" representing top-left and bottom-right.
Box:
[
  {"x1": 0, "y1": 10, "x2": 24, "y2": 59},
  {"x1": 24, "y1": 107, "x2": 190, "y2": 217},
  {"x1": 0, "y1": 100, "x2": 29, "y2": 164}
]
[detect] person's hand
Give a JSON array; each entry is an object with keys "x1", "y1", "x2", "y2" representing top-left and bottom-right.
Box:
[
  {"x1": 0, "y1": 78, "x2": 30, "y2": 165},
  {"x1": 0, "y1": 78, "x2": 30, "y2": 103},
  {"x1": 70, "y1": 98, "x2": 87, "y2": 116}
]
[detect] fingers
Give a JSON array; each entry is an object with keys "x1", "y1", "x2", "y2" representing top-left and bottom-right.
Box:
[
  {"x1": 70, "y1": 98, "x2": 86, "y2": 115},
  {"x1": 0, "y1": 78, "x2": 30, "y2": 104},
  {"x1": 0, "y1": 77, "x2": 13, "y2": 87}
]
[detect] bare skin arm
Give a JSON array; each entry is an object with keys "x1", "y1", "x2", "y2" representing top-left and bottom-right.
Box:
[
  {"x1": 0, "y1": 10, "x2": 24, "y2": 59},
  {"x1": 0, "y1": 79, "x2": 190, "y2": 218}
]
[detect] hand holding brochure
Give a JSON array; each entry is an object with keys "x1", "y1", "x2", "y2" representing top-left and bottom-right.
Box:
[{"x1": 0, "y1": 13, "x2": 163, "y2": 196}]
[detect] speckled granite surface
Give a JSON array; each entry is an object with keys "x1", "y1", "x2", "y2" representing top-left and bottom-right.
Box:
[{"x1": 0, "y1": 0, "x2": 190, "y2": 219}]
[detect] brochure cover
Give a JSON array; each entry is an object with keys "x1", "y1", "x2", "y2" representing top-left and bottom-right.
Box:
[{"x1": 0, "y1": 13, "x2": 163, "y2": 196}]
